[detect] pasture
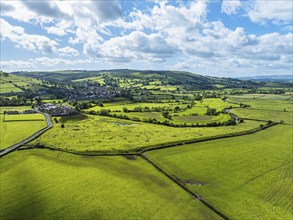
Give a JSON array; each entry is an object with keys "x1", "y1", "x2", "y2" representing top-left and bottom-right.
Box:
[
  {"x1": 0, "y1": 108, "x2": 47, "y2": 150},
  {"x1": 228, "y1": 94, "x2": 293, "y2": 111},
  {"x1": 31, "y1": 114, "x2": 261, "y2": 153},
  {"x1": 230, "y1": 108, "x2": 293, "y2": 124},
  {"x1": 148, "y1": 125, "x2": 293, "y2": 219},
  {"x1": 0, "y1": 149, "x2": 219, "y2": 220},
  {"x1": 0, "y1": 74, "x2": 42, "y2": 94},
  {"x1": 86, "y1": 98, "x2": 237, "y2": 125}
]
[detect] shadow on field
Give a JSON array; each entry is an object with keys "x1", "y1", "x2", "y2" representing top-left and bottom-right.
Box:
[
  {"x1": 1, "y1": 167, "x2": 45, "y2": 220},
  {"x1": 30, "y1": 150, "x2": 174, "y2": 199}
]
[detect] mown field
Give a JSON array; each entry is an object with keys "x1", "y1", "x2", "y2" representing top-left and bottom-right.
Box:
[
  {"x1": 147, "y1": 125, "x2": 293, "y2": 220},
  {"x1": 0, "y1": 107, "x2": 47, "y2": 150},
  {"x1": 0, "y1": 149, "x2": 220, "y2": 220},
  {"x1": 31, "y1": 114, "x2": 261, "y2": 153},
  {"x1": 4, "y1": 113, "x2": 45, "y2": 122}
]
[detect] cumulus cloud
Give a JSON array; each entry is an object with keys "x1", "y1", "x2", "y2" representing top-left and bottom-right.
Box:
[
  {"x1": 246, "y1": 0, "x2": 293, "y2": 24},
  {"x1": 87, "y1": 31, "x2": 177, "y2": 62},
  {"x1": 0, "y1": 18, "x2": 79, "y2": 56},
  {"x1": 221, "y1": 0, "x2": 293, "y2": 24},
  {"x1": 221, "y1": 0, "x2": 241, "y2": 15},
  {"x1": 0, "y1": 1, "x2": 292, "y2": 76},
  {"x1": 46, "y1": 26, "x2": 67, "y2": 36},
  {"x1": 1, "y1": 57, "x2": 92, "y2": 71}
]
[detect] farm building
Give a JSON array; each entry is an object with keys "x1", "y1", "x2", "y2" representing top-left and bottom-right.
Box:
[{"x1": 38, "y1": 103, "x2": 78, "y2": 116}]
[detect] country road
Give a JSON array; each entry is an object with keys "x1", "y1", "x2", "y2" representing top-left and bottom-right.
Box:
[{"x1": 0, "y1": 113, "x2": 53, "y2": 158}]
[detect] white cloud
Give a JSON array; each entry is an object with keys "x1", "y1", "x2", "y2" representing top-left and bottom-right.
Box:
[
  {"x1": 0, "y1": 18, "x2": 79, "y2": 56},
  {"x1": 246, "y1": 0, "x2": 293, "y2": 24},
  {"x1": 221, "y1": 0, "x2": 292, "y2": 24},
  {"x1": 221, "y1": 0, "x2": 241, "y2": 15},
  {"x1": 57, "y1": 47, "x2": 79, "y2": 56},
  {"x1": 1, "y1": 57, "x2": 92, "y2": 71},
  {"x1": 46, "y1": 26, "x2": 67, "y2": 36},
  {"x1": 87, "y1": 31, "x2": 178, "y2": 62},
  {"x1": 1, "y1": 18, "x2": 58, "y2": 53},
  {"x1": 0, "y1": 1, "x2": 292, "y2": 76}
]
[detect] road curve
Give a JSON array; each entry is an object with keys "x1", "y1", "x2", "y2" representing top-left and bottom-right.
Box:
[{"x1": 0, "y1": 113, "x2": 53, "y2": 158}]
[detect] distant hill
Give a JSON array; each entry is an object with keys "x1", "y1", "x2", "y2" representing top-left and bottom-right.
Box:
[
  {"x1": 12, "y1": 69, "x2": 264, "y2": 90},
  {"x1": 235, "y1": 75, "x2": 292, "y2": 83}
]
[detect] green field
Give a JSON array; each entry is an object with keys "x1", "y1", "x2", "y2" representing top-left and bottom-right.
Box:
[
  {"x1": 228, "y1": 94, "x2": 293, "y2": 124},
  {"x1": 0, "y1": 149, "x2": 219, "y2": 220},
  {"x1": 0, "y1": 74, "x2": 42, "y2": 94},
  {"x1": 0, "y1": 108, "x2": 47, "y2": 150},
  {"x1": 31, "y1": 114, "x2": 261, "y2": 153},
  {"x1": 4, "y1": 113, "x2": 45, "y2": 121},
  {"x1": 147, "y1": 125, "x2": 293, "y2": 219},
  {"x1": 228, "y1": 94, "x2": 293, "y2": 111},
  {"x1": 86, "y1": 98, "x2": 236, "y2": 125},
  {"x1": 230, "y1": 108, "x2": 293, "y2": 124}
]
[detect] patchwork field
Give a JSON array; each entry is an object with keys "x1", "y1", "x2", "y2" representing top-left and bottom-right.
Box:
[
  {"x1": 0, "y1": 108, "x2": 47, "y2": 150},
  {"x1": 0, "y1": 74, "x2": 42, "y2": 94},
  {"x1": 147, "y1": 125, "x2": 293, "y2": 219},
  {"x1": 86, "y1": 98, "x2": 237, "y2": 125},
  {"x1": 0, "y1": 149, "x2": 219, "y2": 220},
  {"x1": 31, "y1": 114, "x2": 261, "y2": 153}
]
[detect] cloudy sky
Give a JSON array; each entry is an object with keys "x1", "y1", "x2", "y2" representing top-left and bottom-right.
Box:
[{"x1": 0, "y1": 0, "x2": 292, "y2": 76}]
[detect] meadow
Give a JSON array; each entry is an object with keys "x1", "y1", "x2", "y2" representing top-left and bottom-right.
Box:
[
  {"x1": 0, "y1": 74, "x2": 42, "y2": 94},
  {"x1": 4, "y1": 113, "x2": 45, "y2": 122},
  {"x1": 86, "y1": 98, "x2": 237, "y2": 125},
  {"x1": 0, "y1": 107, "x2": 47, "y2": 150},
  {"x1": 147, "y1": 125, "x2": 293, "y2": 220},
  {"x1": 228, "y1": 94, "x2": 293, "y2": 111},
  {"x1": 230, "y1": 108, "x2": 293, "y2": 124},
  {"x1": 31, "y1": 114, "x2": 261, "y2": 153},
  {"x1": 0, "y1": 149, "x2": 219, "y2": 220}
]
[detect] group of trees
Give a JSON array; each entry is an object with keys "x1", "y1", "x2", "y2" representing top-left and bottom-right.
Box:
[
  {"x1": 0, "y1": 97, "x2": 32, "y2": 106},
  {"x1": 87, "y1": 110, "x2": 238, "y2": 128}
]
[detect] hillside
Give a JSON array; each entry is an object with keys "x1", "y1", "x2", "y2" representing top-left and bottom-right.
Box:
[{"x1": 12, "y1": 69, "x2": 264, "y2": 90}]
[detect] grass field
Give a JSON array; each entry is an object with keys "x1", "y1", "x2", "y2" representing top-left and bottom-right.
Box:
[
  {"x1": 86, "y1": 98, "x2": 236, "y2": 125},
  {"x1": 148, "y1": 125, "x2": 293, "y2": 219},
  {"x1": 0, "y1": 149, "x2": 219, "y2": 220},
  {"x1": 228, "y1": 94, "x2": 293, "y2": 111},
  {"x1": 4, "y1": 113, "x2": 45, "y2": 121},
  {"x1": 31, "y1": 114, "x2": 261, "y2": 153},
  {"x1": 0, "y1": 108, "x2": 47, "y2": 150},
  {"x1": 0, "y1": 74, "x2": 42, "y2": 94},
  {"x1": 230, "y1": 108, "x2": 293, "y2": 124}
]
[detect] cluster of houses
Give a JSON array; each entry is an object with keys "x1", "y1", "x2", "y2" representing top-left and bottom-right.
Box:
[
  {"x1": 69, "y1": 85, "x2": 117, "y2": 100},
  {"x1": 37, "y1": 103, "x2": 78, "y2": 116}
]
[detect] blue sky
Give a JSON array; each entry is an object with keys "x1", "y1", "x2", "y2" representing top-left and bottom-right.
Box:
[{"x1": 0, "y1": 0, "x2": 292, "y2": 77}]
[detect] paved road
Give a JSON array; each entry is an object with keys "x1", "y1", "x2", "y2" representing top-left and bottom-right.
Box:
[{"x1": 0, "y1": 113, "x2": 53, "y2": 158}]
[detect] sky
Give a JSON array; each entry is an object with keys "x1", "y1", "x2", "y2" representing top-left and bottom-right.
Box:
[{"x1": 0, "y1": 0, "x2": 292, "y2": 77}]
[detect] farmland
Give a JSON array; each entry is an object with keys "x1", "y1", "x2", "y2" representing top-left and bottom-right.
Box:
[
  {"x1": 0, "y1": 70, "x2": 292, "y2": 220},
  {"x1": 0, "y1": 149, "x2": 219, "y2": 220},
  {"x1": 147, "y1": 124, "x2": 293, "y2": 219},
  {"x1": 0, "y1": 107, "x2": 47, "y2": 150},
  {"x1": 0, "y1": 73, "x2": 43, "y2": 94},
  {"x1": 31, "y1": 114, "x2": 261, "y2": 153},
  {"x1": 228, "y1": 94, "x2": 293, "y2": 124}
]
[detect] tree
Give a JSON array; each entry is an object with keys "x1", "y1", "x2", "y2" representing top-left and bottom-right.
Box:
[{"x1": 206, "y1": 107, "x2": 217, "y2": 116}]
